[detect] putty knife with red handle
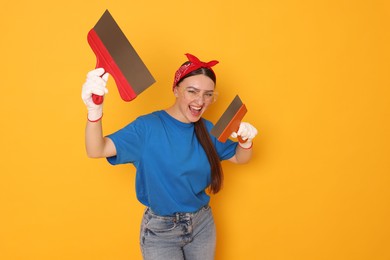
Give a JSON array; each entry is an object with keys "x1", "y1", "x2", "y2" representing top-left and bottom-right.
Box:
[
  {"x1": 211, "y1": 95, "x2": 248, "y2": 143},
  {"x1": 87, "y1": 10, "x2": 155, "y2": 104}
]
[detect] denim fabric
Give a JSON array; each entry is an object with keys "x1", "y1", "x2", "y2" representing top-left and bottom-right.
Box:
[{"x1": 140, "y1": 205, "x2": 216, "y2": 260}]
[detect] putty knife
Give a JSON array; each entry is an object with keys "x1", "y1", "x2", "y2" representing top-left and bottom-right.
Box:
[
  {"x1": 211, "y1": 95, "x2": 247, "y2": 143},
  {"x1": 87, "y1": 10, "x2": 155, "y2": 104}
]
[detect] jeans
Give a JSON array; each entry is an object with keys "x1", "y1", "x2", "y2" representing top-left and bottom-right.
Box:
[{"x1": 140, "y1": 205, "x2": 216, "y2": 260}]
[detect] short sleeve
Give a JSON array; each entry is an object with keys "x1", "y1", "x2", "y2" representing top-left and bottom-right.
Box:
[{"x1": 106, "y1": 117, "x2": 147, "y2": 165}]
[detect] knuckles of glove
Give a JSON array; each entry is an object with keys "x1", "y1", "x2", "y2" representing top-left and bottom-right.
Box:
[{"x1": 230, "y1": 122, "x2": 258, "y2": 141}]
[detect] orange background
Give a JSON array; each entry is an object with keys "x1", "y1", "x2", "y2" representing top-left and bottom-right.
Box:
[{"x1": 1, "y1": 0, "x2": 390, "y2": 259}]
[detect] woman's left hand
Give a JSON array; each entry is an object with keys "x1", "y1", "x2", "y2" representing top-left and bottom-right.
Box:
[{"x1": 231, "y1": 122, "x2": 258, "y2": 149}]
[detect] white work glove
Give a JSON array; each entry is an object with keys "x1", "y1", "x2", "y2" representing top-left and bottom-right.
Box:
[
  {"x1": 231, "y1": 122, "x2": 258, "y2": 149},
  {"x1": 81, "y1": 68, "x2": 109, "y2": 122}
]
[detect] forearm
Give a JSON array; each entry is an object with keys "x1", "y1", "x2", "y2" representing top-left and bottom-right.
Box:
[
  {"x1": 85, "y1": 120, "x2": 106, "y2": 158},
  {"x1": 233, "y1": 144, "x2": 253, "y2": 164}
]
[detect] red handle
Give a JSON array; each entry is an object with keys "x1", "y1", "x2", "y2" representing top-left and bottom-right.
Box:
[
  {"x1": 91, "y1": 61, "x2": 105, "y2": 105},
  {"x1": 91, "y1": 60, "x2": 105, "y2": 105},
  {"x1": 92, "y1": 94, "x2": 104, "y2": 105},
  {"x1": 238, "y1": 135, "x2": 247, "y2": 143},
  {"x1": 88, "y1": 29, "x2": 107, "y2": 105}
]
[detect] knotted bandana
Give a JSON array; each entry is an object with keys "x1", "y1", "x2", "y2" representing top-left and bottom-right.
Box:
[{"x1": 173, "y1": 53, "x2": 219, "y2": 90}]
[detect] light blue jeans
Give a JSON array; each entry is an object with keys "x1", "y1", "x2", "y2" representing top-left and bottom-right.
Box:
[{"x1": 140, "y1": 205, "x2": 216, "y2": 260}]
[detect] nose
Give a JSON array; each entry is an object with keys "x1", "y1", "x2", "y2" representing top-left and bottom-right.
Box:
[{"x1": 193, "y1": 94, "x2": 206, "y2": 104}]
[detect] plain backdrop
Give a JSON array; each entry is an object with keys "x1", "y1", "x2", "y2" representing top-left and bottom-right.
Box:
[{"x1": 1, "y1": 0, "x2": 389, "y2": 259}]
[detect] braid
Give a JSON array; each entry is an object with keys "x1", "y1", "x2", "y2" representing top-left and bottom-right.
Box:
[{"x1": 195, "y1": 119, "x2": 223, "y2": 193}]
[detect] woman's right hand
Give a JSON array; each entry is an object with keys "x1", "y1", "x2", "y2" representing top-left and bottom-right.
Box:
[{"x1": 81, "y1": 68, "x2": 109, "y2": 122}]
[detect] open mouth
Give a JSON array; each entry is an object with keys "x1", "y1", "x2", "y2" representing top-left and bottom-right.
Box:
[{"x1": 189, "y1": 105, "x2": 203, "y2": 117}]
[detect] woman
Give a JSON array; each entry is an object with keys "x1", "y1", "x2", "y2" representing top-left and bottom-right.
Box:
[{"x1": 81, "y1": 53, "x2": 258, "y2": 260}]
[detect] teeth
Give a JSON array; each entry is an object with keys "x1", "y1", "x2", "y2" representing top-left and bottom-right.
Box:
[{"x1": 190, "y1": 106, "x2": 202, "y2": 111}]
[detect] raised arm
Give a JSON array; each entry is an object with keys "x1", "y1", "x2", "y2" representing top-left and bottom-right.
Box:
[{"x1": 81, "y1": 68, "x2": 116, "y2": 158}]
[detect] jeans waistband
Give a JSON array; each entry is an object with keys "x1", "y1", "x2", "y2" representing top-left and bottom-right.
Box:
[{"x1": 146, "y1": 204, "x2": 210, "y2": 222}]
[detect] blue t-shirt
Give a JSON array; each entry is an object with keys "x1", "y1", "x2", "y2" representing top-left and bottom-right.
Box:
[{"x1": 106, "y1": 110, "x2": 237, "y2": 216}]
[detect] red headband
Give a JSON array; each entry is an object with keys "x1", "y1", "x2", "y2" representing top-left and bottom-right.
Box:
[{"x1": 173, "y1": 53, "x2": 219, "y2": 90}]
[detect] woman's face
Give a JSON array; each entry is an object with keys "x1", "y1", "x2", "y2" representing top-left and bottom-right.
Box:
[{"x1": 173, "y1": 74, "x2": 216, "y2": 123}]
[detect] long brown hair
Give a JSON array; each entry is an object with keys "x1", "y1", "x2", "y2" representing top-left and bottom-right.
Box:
[{"x1": 176, "y1": 65, "x2": 223, "y2": 193}]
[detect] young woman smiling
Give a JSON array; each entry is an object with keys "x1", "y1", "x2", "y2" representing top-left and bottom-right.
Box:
[{"x1": 82, "y1": 53, "x2": 258, "y2": 260}]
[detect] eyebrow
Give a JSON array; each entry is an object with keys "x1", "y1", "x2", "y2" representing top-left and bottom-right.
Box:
[{"x1": 186, "y1": 86, "x2": 215, "y2": 93}]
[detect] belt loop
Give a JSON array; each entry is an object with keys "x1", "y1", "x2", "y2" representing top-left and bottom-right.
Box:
[{"x1": 175, "y1": 213, "x2": 180, "y2": 223}]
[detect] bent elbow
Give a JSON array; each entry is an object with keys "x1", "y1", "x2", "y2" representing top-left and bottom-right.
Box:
[
  {"x1": 86, "y1": 149, "x2": 103, "y2": 159},
  {"x1": 87, "y1": 154, "x2": 99, "y2": 159},
  {"x1": 236, "y1": 158, "x2": 251, "y2": 164}
]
